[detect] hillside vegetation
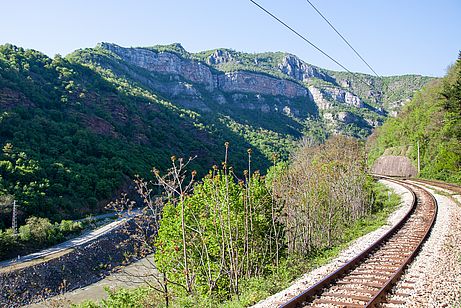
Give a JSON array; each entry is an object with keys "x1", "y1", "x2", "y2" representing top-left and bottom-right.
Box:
[
  {"x1": 368, "y1": 53, "x2": 461, "y2": 183},
  {"x1": 0, "y1": 45, "x2": 276, "y2": 224},
  {"x1": 75, "y1": 136, "x2": 400, "y2": 307},
  {"x1": 0, "y1": 43, "x2": 432, "y2": 225}
]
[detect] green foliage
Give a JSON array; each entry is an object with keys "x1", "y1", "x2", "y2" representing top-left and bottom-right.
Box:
[
  {"x1": 0, "y1": 42, "x2": 433, "y2": 224},
  {"x1": 0, "y1": 43, "x2": 305, "y2": 223},
  {"x1": 0, "y1": 228, "x2": 17, "y2": 258},
  {"x1": 215, "y1": 181, "x2": 400, "y2": 308},
  {"x1": 18, "y1": 216, "x2": 53, "y2": 243},
  {"x1": 0, "y1": 216, "x2": 83, "y2": 259},
  {"x1": 274, "y1": 136, "x2": 371, "y2": 255},
  {"x1": 125, "y1": 138, "x2": 394, "y2": 306},
  {"x1": 193, "y1": 48, "x2": 296, "y2": 82},
  {"x1": 79, "y1": 179, "x2": 400, "y2": 308},
  {"x1": 193, "y1": 46, "x2": 433, "y2": 118},
  {"x1": 368, "y1": 53, "x2": 461, "y2": 184},
  {"x1": 0, "y1": 143, "x2": 49, "y2": 222},
  {"x1": 155, "y1": 170, "x2": 274, "y2": 299},
  {"x1": 100, "y1": 287, "x2": 151, "y2": 308},
  {"x1": 330, "y1": 70, "x2": 434, "y2": 113}
]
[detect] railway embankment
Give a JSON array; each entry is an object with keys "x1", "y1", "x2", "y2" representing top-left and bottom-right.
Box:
[
  {"x1": 0, "y1": 222, "x2": 134, "y2": 307},
  {"x1": 387, "y1": 180, "x2": 461, "y2": 306}
]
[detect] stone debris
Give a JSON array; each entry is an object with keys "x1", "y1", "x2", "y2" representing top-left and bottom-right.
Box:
[{"x1": 0, "y1": 222, "x2": 137, "y2": 307}]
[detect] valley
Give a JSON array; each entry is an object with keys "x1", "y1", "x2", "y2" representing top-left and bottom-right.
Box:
[
  {"x1": 0, "y1": 42, "x2": 433, "y2": 223},
  {"x1": 1, "y1": 40, "x2": 460, "y2": 307}
]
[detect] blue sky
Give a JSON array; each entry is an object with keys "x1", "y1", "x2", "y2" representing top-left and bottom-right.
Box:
[{"x1": 1, "y1": 0, "x2": 459, "y2": 77}]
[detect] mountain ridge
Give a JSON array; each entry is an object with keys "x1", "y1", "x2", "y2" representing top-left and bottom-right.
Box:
[
  {"x1": 0, "y1": 42, "x2": 434, "y2": 220},
  {"x1": 84, "y1": 42, "x2": 434, "y2": 133}
]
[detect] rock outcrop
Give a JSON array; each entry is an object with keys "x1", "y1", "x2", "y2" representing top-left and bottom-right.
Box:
[
  {"x1": 277, "y1": 54, "x2": 334, "y2": 83},
  {"x1": 101, "y1": 43, "x2": 216, "y2": 90},
  {"x1": 371, "y1": 155, "x2": 418, "y2": 177},
  {"x1": 90, "y1": 43, "x2": 433, "y2": 137},
  {"x1": 217, "y1": 71, "x2": 308, "y2": 98},
  {"x1": 307, "y1": 86, "x2": 363, "y2": 109},
  {"x1": 101, "y1": 43, "x2": 309, "y2": 99},
  {"x1": 205, "y1": 49, "x2": 235, "y2": 65}
]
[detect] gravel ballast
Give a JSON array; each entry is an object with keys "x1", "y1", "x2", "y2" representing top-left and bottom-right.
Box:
[{"x1": 384, "y1": 181, "x2": 461, "y2": 307}]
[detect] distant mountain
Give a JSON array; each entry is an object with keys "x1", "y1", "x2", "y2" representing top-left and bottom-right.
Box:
[
  {"x1": 76, "y1": 43, "x2": 434, "y2": 137},
  {"x1": 0, "y1": 43, "x2": 434, "y2": 220}
]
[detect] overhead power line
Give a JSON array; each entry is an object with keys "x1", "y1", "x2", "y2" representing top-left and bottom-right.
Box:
[
  {"x1": 304, "y1": 0, "x2": 379, "y2": 77},
  {"x1": 249, "y1": 0, "x2": 374, "y2": 89}
]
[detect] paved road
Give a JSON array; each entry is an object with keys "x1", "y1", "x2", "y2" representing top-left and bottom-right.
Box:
[
  {"x1": 0, "y1": 209, "x2": 140, "y2": 268},
  {"x1": 75, "y1": 211, "x2": 120, "y2": 223}
]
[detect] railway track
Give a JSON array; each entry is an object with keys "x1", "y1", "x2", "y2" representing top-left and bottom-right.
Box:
[
  {"x1": 407, "y1": 178, "x2": 461, "y2": 195},
  {"x1": 281, "y1": 178, "x2": 437, "y2": 308}
]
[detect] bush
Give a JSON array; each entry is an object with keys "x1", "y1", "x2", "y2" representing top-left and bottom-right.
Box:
[
  {"x1": 24, "y1": 216, "x2": 56, "y2": 244},
  {"x1": 58, "y1": 219, "x2": 83, "y2": 233},
  {"x1": 18, "y1": 224, "x2": 31, "y2": 241},
  {"x1": 1, "y1": 216, "x2": 85, "y2": 260},
  {"x1": 0, "y1": 228, "x2": 18, "y2": 258}
]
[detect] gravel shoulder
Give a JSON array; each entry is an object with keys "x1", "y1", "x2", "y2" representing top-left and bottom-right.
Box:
[
  {"x1": 252, "y1": 180, "x2": 413, "y2": 308},
  {"x1": 384, "y1": 181, "x2": 461, "y2": 307}
]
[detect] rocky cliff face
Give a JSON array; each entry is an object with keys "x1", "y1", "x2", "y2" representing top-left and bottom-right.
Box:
[
  {"x1": 217, "y1": 71, "x2": 308, "y2": 98},
  {"x1": 205, "y1": 49, "x2": 235, "y2": 65},
  {"x1": 101, "y1": 43, "x2": 216, "y2": 90},
  {"x1": 277, "y1": 54, "x2": 334, "y2": 83},
  {"x1": 101, "y1": 43, "x2": 309, "y2": 99},
  {"x1": 308, "y1": 86, "x2": 363, "y2": 110},
  {"x1": 87, "y1": 43, "x2": 433, "y2": 137}
]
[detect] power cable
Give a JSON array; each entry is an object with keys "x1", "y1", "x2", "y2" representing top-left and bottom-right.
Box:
[
  {"x1": 249, "y1": 0, "x2": 374, "y2": 88},
  {"x1": 305, "y1": 0, "x2": 379, "y2": 77}
]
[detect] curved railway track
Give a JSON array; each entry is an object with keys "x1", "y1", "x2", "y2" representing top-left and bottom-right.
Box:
[
  {"x1": 407, "y1": 178, "x2": 461, "y2": 195},
  {"x1": 281, "y1": 178, "x2": 438, "y2": 308}
]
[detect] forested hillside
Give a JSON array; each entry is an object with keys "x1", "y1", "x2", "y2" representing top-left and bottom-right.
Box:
[
  {"x1": 368, "y1": 53, "x2": 461, "y2": 183},
  {"x1": 0, "y1": 43, "x2": 433, "y2": 224},
  {"x1": 0, "y1": 45, "x2": 273, "y2": 224}
]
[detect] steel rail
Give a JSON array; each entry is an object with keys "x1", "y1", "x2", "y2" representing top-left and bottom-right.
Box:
[
  {"x1": 280, "y1": 176, "x2": 437, "y2": 308},
  {"x1": 408, "y1": 178, "x2": 461, "y2": 194},
  {"x1": 365, "y1": 178, "x2": 438, "y2": 306}
]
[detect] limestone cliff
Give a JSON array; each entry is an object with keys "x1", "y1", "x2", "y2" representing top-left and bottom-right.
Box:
[{"x1": 86, "y1": 43, "x2": 434, "y2": 137}]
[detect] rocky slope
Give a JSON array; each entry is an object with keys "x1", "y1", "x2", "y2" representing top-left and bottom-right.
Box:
[{"x1": 75, "y1": 43, "x2": 433, "y2": 137}]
